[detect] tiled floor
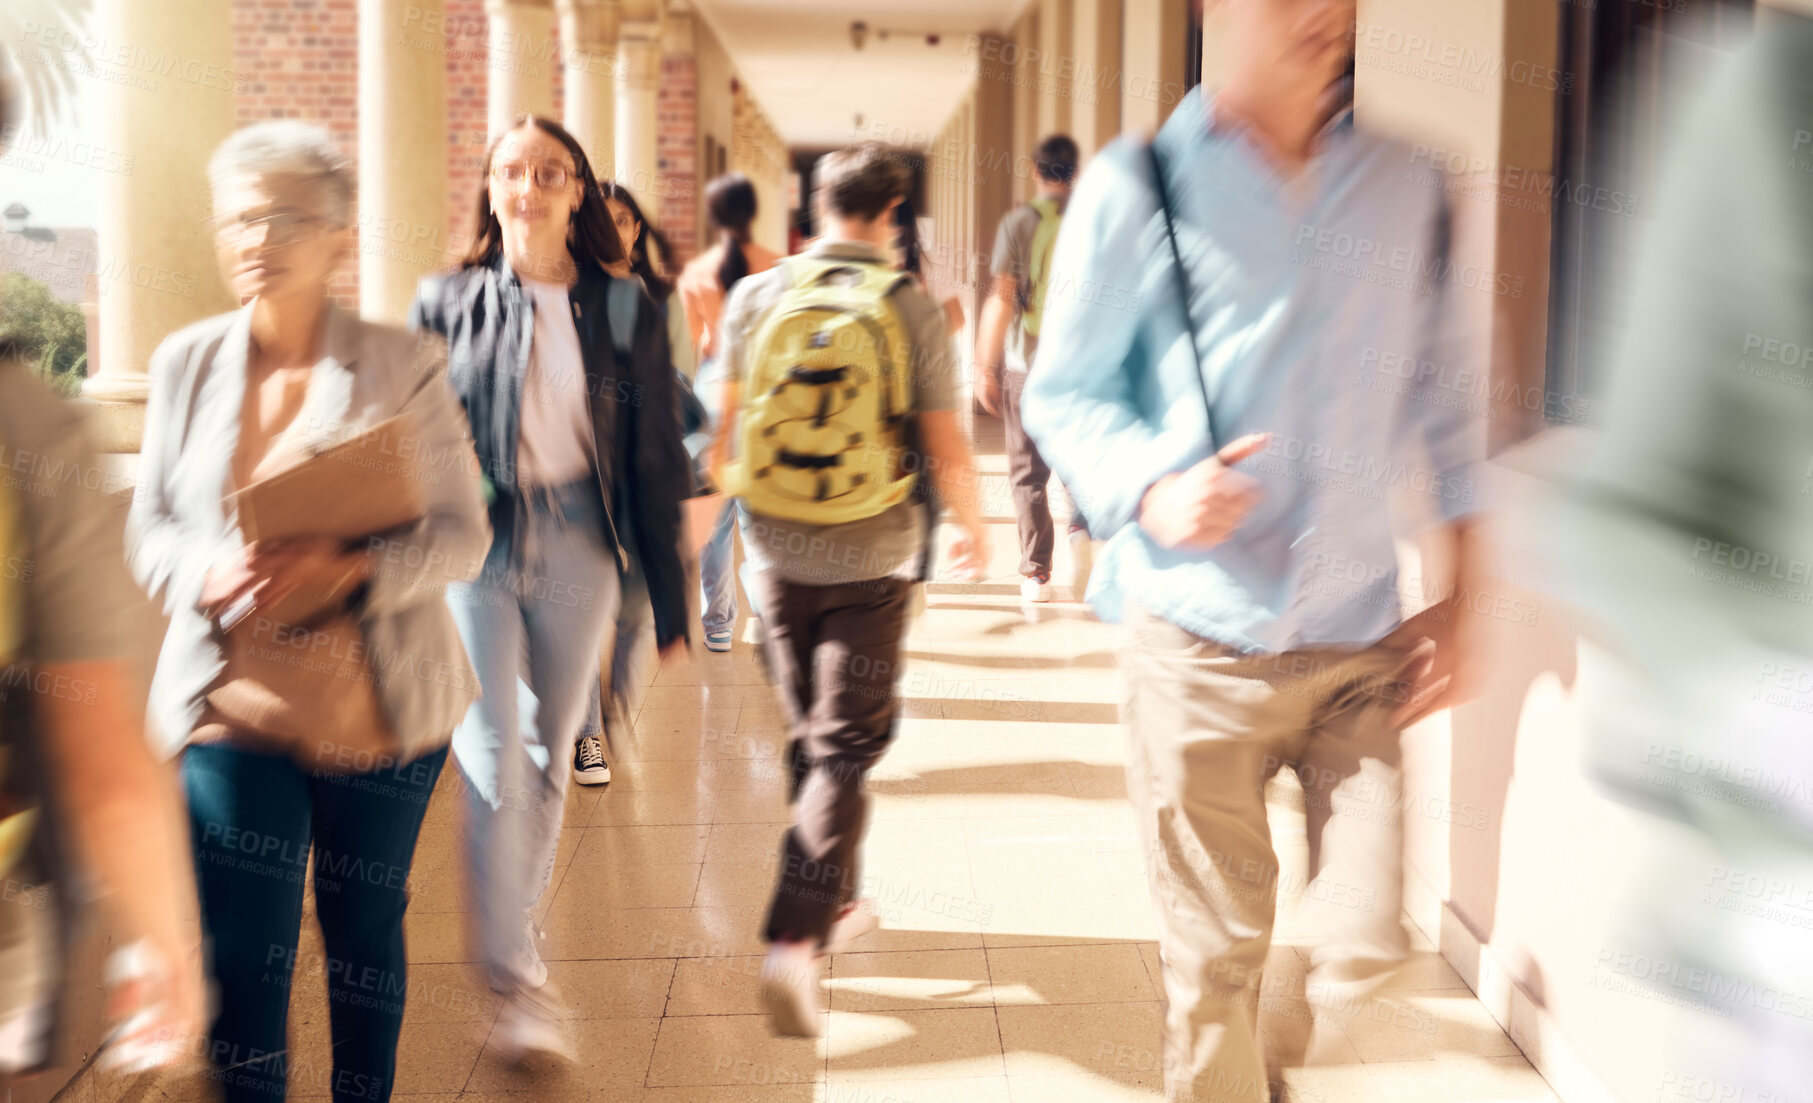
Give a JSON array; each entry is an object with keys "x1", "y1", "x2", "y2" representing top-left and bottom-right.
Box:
[{"x1": 166, "y1": 429, "x2": 1559, "y2": 1102}]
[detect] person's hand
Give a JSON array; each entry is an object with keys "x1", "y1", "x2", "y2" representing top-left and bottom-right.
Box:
[
  {"x1": 202, "y1": 537, "x2": 365, "y2": 616},
  {"x1": 1138, "y1": 433, "x2": 1270, "y2": 551},
  {"x1": 976, "y1": 370, "x2": 1002, "y2": 417},
  {"x1": 1383, "y1": 598, "x2": 1481, "y2": 727},
  {"x1": 946, "y1": 521, "x2": 989, "y2": 581},
  {"x1": 200, "y1": 543, "x2": 259, "y2": 609}
]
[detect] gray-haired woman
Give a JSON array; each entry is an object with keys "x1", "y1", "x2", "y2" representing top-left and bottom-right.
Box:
[{"x1": 127, "y1": 121, "x2": 489, "y2": 1101}]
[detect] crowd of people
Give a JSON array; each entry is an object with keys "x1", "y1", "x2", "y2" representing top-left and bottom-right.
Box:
[
  {"x1": 0, "y1": 2, "x2": 1475, "y2": 1096},
  {"x1": 12, "y1": 2, "x2": 1809, "y2": 1101}
]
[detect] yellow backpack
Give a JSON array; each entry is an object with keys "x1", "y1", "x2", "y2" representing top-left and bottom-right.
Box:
[
  {"x1": 1020, "y1": 197, "x2": 1064, "y2": 338},
  {"x1": 726, "y1": 256, "x2": 918, "y2": 524}
]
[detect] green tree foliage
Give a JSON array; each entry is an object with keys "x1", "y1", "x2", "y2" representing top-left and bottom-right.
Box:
[{"x1": 0, "y1": 272, "x2": 87, "y2": 395}]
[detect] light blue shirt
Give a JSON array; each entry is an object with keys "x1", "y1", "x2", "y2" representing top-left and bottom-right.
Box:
[{"x1": 1022, "y1": 88, "x2": 1485, "y2": 653}]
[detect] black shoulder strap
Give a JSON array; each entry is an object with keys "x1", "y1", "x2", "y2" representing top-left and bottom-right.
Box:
[{"x1": 1147, "y1": 142, "x2": 1218, "y2": 452}]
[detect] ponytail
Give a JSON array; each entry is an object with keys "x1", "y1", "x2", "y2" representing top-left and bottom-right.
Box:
[
  {"x1": 705, "y1": 172, "x2": 759, "y2": 294},
  {"x1": 717, "y1": 232, "x2": 751, "y2": 295}
]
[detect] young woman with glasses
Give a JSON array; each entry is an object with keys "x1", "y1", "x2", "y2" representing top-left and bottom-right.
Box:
[{"x1": 408, "y1": 115, "x2": 693, "y2": 1064}]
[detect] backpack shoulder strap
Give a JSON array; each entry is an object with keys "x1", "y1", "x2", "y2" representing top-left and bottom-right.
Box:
[
  {"x1": 604, "y1": 277, "x2": 639, "y2": 361},
  {"x1": 1147, "y1": 139, "x2": 1218, "y2": 452}
]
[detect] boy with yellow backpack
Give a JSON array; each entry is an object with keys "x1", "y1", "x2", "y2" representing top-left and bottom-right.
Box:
[
  {"x1": 975, "y1": 134, "x2": 1093, "y2": 604},
  {"x1": 708, "y1": 142, "x2": 989, "y2": 1036}
]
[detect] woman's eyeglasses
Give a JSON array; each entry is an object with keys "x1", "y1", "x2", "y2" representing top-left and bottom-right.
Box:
[
  {"x1": 492, "y1": 161, "x2": 573, "y2": 190},
  {"x1": 206, "y1": 210, "x2": 335, "y2": 244}
]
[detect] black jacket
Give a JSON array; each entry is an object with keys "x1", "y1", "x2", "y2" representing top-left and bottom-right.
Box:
[{"x1": 409, "y1": 255, "x2": 693, "y2": 649}]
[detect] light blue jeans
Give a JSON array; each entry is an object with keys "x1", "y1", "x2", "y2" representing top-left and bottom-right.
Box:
[
  {"x1": 448, "y1": 480, "x2": 620, "y2": 994},
  {"x1": 697, "y1": 356, "x2": 739, "y2": 637}
]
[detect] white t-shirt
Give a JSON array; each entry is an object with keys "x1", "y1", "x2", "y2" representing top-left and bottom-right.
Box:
[{"x1": 516, "y1": 278, "x2": 595, "y2": 487}]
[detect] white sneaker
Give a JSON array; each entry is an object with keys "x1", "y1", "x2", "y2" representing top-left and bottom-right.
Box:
[
  {"x1": 1069, "y1": 531, "x2": 1094, "y2": 599},
  {"x1": 1020, "y1": 576, "x2": 1052, "y2": 603},
  {"x1": 572, "y1": 735, "x2": 611, "y2": 785},
  {"x1": 759, "y1": 942, "x2": 823, "y2": 1037},
  {"x1": 493, "y1": 980, "x2": 574, "y2": 1066},
  {"x1": 820, "y1": 900, "x2": 881, "y2": 957}
]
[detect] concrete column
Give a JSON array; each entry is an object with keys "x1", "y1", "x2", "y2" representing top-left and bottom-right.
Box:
[
  {"x1": 1037, "y1": 0, "x2": 1074, "y2": 139},
  {"x1": 87, "y1": 0, "x2": 236, "y2": 452},
  {"x1": 1071, "y1": 0, "x2": 1123, "y2": 156},
  {"x1": 973, "y1": 31, "x2": 1018, "y2": 261},
  {"x1": 361, "y1": 0, "x2": 450, "y2": 323},
  {"x1": 557, "y1": 0, "x2": 621, "y2": 174},
  {"x1": 1121, "y1": 0, "x2": 1188, "y2": 135},
  {"x1": 486, "y1": 0, "x2": 556, "y2": 137},
  {"x1": 614, "y1": 18, "x2": 663, "y2": 201},
  {"x1": 1012, "y1": 9, "x2": 1039, "y2": 202}
]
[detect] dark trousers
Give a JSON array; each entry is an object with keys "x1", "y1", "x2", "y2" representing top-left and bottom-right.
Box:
[
  {"x1": 1002, "y1": 368, "x2": 1087, "y2": 579},
  {"x1": 751, "y1": 570, "x2": 914, "y2": 945},
  {"x1": 183, "y1": 743, "x2": 447, "y2": 1102}
]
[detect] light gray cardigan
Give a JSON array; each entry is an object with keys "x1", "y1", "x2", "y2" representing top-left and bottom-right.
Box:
[{"x1": 128, "y1": 303, "x2": 492, "y2": 762}]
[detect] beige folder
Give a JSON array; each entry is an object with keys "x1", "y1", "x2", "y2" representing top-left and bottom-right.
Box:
[{"x1": 231, "y1": 413, "x2": 431, "y2": 544}]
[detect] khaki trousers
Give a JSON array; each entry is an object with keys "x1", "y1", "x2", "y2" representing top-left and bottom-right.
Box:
[{"x1": 1122, "y1": 603, "x2": 1414, "y2": 1103}]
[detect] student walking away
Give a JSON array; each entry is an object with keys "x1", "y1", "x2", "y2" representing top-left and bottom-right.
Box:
[
  {"x1": 1022, "y1": 2, "x2": 1486, "y2": 1099},
  {"x1": 569, "y1": 181, "x2": 710, "y2": 787},
  {"x1": 678, "y1": 174, "x2": 784, "y2": 652},
  {"x1": 975, "y1": 133, "x2": 1093, "y2": 604},
  {"x1": 707, "y1": 143, "x2": 989, "y2": 1037},
  {"x1": 410, "y1": 115, "x2": 692, "y2": 1065},
  {"x1": 126, "y1": 121, "x2": 490, "y2": 1101}
]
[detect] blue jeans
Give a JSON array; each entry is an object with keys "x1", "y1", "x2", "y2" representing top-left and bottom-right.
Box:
[
  {"x1": 448, "y1": 479, "x2": 621, "y2": 993},
  {"x1": 702, "y1": 502, "x2": 739, "y2": 636},
  {"x1": 578, "y1": 544, "x2": 655, "y2": 740},
  {"x1": 183, "y1": 742, "x2": 446, "y2": 1102},
  {"x1": 697, "y1": 357, "x2": 739, "y2": 637}
]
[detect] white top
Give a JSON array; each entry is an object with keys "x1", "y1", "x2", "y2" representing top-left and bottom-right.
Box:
[{"x1": 516, "y1": 278, "x2": 595, "y2": 487}]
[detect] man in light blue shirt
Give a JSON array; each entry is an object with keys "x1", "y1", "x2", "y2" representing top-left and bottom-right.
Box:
[{"x1": 1023, "y1": 2, "x2": 1484, "y2": 1099}]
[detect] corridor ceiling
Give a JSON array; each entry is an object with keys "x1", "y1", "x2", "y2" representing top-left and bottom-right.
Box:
[{"x1": 689, "y1": 0, "x2": 1033, "y2": 149}]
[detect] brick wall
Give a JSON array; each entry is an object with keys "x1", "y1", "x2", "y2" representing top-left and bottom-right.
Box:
[
  {"x1": 232, "y1": 1, "x2": 699, "y2": 295},
  {"x1": 233, "y1": 0, "x2": 360, "y2": 301},
  {"x1": 657, "y1": 53, "x2": 698, "y2": 262},
  {"x1": 443, "y1": 0, "x2": 491, "y2": 255}
]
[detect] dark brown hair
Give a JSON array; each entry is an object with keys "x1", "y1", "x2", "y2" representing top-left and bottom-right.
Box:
[
  {"x1": 705, "y1": 173, "x2": 758, "y2": 295},
  {"x1": 460, "y1": 114, "x2": 626, "y2": 273},
  {"x1": 1033, "y1": 134, "x2": 1079, "y2": 185},
  {"x1": 814, "y1": 142, "x2": 910, "y2": 222},
  {"x1": 599, "y1": 179, "x2": 676, "y2": 302}
]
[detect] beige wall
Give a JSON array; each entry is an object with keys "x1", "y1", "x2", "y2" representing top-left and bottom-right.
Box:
[
  {"x1": 1120, "y1": 0, "x2": 1188, "y2": 136},
  {"x1": 1071, "y1": 0, "x2": 1124, "y2": 153},
  {"x1": 927, "y1": 31, "x2": 1019, "y2": 395},
  {"x1": 1352, "y1": 3, "x2": 1714, "y2": 1101},
  {"x1": 1037, "y1": 0, "x2": 1074, "y2": 138},
  {"x1": 679, "y1": 13, "x2": 787, "y2": 256}
]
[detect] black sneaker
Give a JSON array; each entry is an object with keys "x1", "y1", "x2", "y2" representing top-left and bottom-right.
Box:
[{"x1": 573, "y1": 735, "x2": 611, "y2": 785}]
